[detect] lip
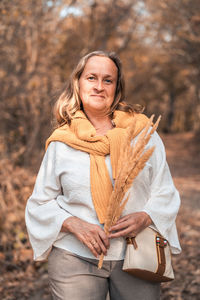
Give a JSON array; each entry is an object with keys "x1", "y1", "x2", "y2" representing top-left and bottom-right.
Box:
[{"x1": 90, "y1": 94, "x2": 105, "y2": 98}]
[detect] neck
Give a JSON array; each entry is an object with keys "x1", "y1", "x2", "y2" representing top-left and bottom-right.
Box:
[{"x1": 84, "y1": 110, "x2": 113, "y2": 136}]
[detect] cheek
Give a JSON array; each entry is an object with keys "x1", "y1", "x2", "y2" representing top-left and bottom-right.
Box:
[
  {"x1": 79, "y1": 82, "x2": 87, "y2": 101},
  {"x1": 79, "y1": 80, "x2": 84, "y2": 94},
  {"x1": 109, "y1": 85, "x2": 116, "y2": 98},
  {"x1": 79, "y1": 80, "x2": 90, "y2": 95}
]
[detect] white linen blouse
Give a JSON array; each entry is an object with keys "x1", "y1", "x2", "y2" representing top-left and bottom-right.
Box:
[{"x1": 25, "y1": 131, "x2": 181, "y2": 261}]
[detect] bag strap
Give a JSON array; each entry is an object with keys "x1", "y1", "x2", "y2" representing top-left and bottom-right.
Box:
[{"x1": 155, "y1": 234, "x2": 168, "y2": 276}]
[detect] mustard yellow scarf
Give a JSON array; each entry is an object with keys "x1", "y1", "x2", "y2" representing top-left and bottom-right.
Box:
[{"x1": 46, "y1": 110, "x2": 149, "y2": 223}]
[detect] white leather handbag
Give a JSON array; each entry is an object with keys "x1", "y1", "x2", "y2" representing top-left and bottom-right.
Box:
[{"x1": 123, "y1": 227, "x2": 174, "y2": 282}]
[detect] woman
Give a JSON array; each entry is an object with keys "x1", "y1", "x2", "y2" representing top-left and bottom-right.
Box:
[{"x1": 25, "y1": 51, "x2": 181, "y2": 300}]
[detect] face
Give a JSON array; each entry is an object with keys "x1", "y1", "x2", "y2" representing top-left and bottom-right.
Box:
[{"x1": 79, "y1": 56, "x2": 118, "y2": 116}]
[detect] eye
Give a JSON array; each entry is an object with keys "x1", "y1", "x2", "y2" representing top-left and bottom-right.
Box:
[
  {"x1": 104, "y1": 78, "x2": 112, "y2": 84},
  {"x1": 87, "y1": 76, "x2": 95, "y2": 81}
]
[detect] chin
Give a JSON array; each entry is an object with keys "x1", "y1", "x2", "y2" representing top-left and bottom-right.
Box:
[
  {"x1": 88, "y1": 102, "x2": 106, "y2": 110},
  {"x1": 92, "y1": 106, "x2": 107, "y2": 112}
]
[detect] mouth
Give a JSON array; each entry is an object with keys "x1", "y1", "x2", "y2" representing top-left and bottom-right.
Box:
[{"x1": 90, "y1": 94, "x2": 105, "y2": 98}]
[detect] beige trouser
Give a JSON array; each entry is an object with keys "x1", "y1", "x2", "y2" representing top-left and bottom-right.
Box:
[{"x1": 48, "y1": 247, "x2": 160, "y2": 300}]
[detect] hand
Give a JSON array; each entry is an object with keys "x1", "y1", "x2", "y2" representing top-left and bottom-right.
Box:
[
  {"x1": 108, "y1": 212, "x2": 152, "y2": 239},
  {"x1": 61, "y1": 217, "x2": 110, "y2": 258}
]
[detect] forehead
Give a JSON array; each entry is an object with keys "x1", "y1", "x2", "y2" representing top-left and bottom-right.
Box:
[{"x1": 82, "y1": 56, "x2": 118, "y2": 77}]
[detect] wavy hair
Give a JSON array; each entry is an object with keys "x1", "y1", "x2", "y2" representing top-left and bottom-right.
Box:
[{"x1": 54, "y1": 51, "x2": 141, "y2": 126}]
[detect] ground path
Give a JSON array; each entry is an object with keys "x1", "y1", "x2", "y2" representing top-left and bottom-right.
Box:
[{"x1": 160, "y1": 132, "x2": 200, "y2": 299}]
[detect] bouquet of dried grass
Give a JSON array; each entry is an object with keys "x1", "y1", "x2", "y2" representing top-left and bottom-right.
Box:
[{"x1": 98, "y1": 115, "x2": 161, "y2": 269}]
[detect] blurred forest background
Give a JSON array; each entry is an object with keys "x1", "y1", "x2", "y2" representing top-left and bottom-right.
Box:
[{"x1": 0, "y1": 0, "x2": 200, "y2": 299}]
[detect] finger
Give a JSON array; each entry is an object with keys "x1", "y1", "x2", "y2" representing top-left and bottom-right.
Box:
[
  {"x1": 95, "y1": 236, "x2": 107, "y2": 255},
  {"x1": 87, "y1": 242, "x2": 99, "y2": 258},
  {"x1": 92, "y1": 241, "x2": 102, "y2": 254},
  {"x1": 109, "y1": 220, "x2": 130, "y2": 232},
  {"x1": 90, "y1": 239, "x2": 103, "y2": 255},
  {"x1": 98, "y1": 229, "x2": 110, "y2": 249},
  {"x1": 115, "y1": 215, "x2": 131, "y2": 224},
  {"x1": 89, "y1": 227, "x2": 109, "y2": 254},
  {"x1": 85, "y1": 238, "x2": 100, "y2": 258},
  {"x1": 77, "y1": 234, "x2": 99, "y2": 258},
  {"x1": 109, "y1": 227, "x2": 135, "y2": 239}
]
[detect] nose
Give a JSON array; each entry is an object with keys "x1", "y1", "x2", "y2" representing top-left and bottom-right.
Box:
[{"x1": 94, "y1": 79, "x2": 104, "y2": 92}]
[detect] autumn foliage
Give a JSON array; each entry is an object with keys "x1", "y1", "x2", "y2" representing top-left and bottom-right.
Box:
[{"x1": 0, "y1": 0, "x2": 200, "y2": 299}]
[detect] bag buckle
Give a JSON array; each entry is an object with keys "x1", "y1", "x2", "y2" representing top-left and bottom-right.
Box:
[
  {"x1": 126, "y1": 237, "x2": 138, "y2": 249},
  {"x1": 156, "y1": 236, "x2": 168, "y2": 248}
]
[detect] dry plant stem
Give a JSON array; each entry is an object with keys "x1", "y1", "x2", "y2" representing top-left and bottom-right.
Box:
[
  {"x1": 104, "y1": 119, "x2": 158, "y2": 232},
  {"x1": 98, "y1": 115, "x2": 161, "y2": 269}
]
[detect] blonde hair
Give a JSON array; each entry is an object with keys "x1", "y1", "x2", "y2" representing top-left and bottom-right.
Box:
[{"x1": 54, "y1": 51, "x2": 134, "y2": 126}]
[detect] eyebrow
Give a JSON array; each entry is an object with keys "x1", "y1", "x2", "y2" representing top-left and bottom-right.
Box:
[{"x1": 86, "y1": 72, "x2": 115, "y2": 78}]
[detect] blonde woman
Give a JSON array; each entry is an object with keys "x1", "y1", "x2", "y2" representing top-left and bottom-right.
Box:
[{"x1": 25, "y1": 51, "x2": 181, "y2": 300}]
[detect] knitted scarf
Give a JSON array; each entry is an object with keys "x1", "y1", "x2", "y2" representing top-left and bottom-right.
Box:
[{"x1": 46, "y1": 110, "x2": 149, "y2": 224}]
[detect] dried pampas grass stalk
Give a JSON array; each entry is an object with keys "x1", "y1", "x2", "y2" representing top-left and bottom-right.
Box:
[{"x1": 98, "y1": 115, "x2": 161, "y2": 269}]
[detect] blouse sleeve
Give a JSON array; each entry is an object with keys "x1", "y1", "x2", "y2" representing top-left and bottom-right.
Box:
[
  {"x1": 142, "y1": 132, "x2": 181, "y2": 254},
  {"x1": 25, "y1": 142, "x2": 72, "y2": 261}
]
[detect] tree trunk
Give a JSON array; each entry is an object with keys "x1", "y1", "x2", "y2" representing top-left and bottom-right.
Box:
[{"x1": 167, "y1": 89, "x2": 175, "y2": 132}]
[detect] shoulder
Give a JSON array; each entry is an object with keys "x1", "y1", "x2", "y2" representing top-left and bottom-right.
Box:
[
  {"x1": 45, "y1": 124, "x2": 70, "y2": 150},
  {"x1": 46, "y1": 140, "x2": 73, "y2": 154},
  {"x1": 44, "y1": 141, "x2": 78, "y2": 167},
  {"x1": 147, "y1": 131, "x2": 167, "y2": 165},
  {"x1": 149, "y1": 131, "x2": 165, "y2": 148},
  {"x1": 135, "y1": 128, "x2": 166, "y2": 158}
]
